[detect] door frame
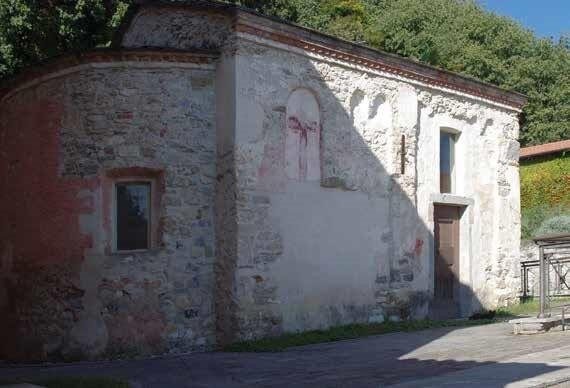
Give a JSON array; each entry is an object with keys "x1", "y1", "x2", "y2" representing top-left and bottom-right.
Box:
[{"x1": 429, "y1": 194, "x2": 474, "y2": 317}]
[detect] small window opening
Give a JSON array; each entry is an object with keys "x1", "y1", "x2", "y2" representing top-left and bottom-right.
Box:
[
  {"x1": 116, "y1": 182, "x2": 151, "y2": 251},
  {"x1": 440, "y1": 132, "x2": 456, "y2": 193}
]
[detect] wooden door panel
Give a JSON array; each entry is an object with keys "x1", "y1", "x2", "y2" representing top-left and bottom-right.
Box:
[{"x1": 434, "y1": 205, "x2": 460, "y2": 302}]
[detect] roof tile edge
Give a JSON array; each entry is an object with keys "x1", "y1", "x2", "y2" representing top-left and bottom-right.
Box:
[
  {"x1": 0, "y1": 49, "x2": 219, "y2": 102},
  {"x1": 520, "y1": 140, "x2": 570, "y2": 159}
]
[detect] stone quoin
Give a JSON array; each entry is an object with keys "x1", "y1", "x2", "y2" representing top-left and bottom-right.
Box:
[{"x1": 0, "y1": 0, "x2": 526, "y2": 361}]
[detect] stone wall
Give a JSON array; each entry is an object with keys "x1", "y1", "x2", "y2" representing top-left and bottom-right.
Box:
[
  {"x1": 416, "y1": 90, "x2": 522, "y2": 310},
  {"x1": 119, "y1": 1, "x2": 523, "y2": 342},
  {"x1": 0, "y1": 60, "x2": 218, "y2": 360},
  {"x1": 122, "y1": 7, "x2": 232, "y2": 51},
  {"x1": 0, "y1": 3, "x2": 525, "y2": 360},
  {"x1": 222, "y1": 34, "x2": 522, "y2": 340},
  {"x1": 227, "y1": 39, "x2": 423, "y2": 340}
]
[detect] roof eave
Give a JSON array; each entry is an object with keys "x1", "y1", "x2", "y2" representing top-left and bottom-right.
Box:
[{"x1": 121, "y1": 0, "x2": 528, "y2": 110}]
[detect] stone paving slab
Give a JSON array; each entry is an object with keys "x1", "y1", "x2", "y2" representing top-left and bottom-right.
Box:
[
  {"x1": 388, "y1": 343, "x2": 570, "y2": 387},
  {"x1": 1, "y1": 323, "x2": 570, "y2": 387}
]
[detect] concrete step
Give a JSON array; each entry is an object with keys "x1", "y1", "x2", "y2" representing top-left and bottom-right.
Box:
[{"x1": 509, "y1": 316, "x2": 566, "y2": 334}]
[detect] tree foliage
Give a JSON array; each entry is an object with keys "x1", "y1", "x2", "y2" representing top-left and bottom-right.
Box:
[
  {"x1": 0, "y1": 0, "x2": 130, "y2": 77},
  {"x1": 1, "y1": 0, "x2": 569, "y2": 146}
]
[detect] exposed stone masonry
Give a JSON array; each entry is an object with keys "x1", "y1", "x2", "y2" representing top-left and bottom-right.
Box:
[
  {"x1": 0, "y1": 2, "x2": 525, "y2": 360},
  {"x1": 1, "y1": 62, "x2": 218, "y2": 360}
]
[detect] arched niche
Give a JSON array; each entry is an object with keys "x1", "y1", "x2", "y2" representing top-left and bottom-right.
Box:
[{"x1": 285, "y1": 88, "x2": 321, "y2": 181}]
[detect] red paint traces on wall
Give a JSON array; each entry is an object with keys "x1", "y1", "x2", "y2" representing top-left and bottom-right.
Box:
[
  {"x1": 286, "y1": 116, "x2": 320, "y2": 181},
  {"x1": 414, "y1": 239, "x2": 424, "y2": 257},
  {"x1": 287, "y1": 116, "x2": 318, "y2": 147},
  {"x1": 116, "y1": 112, "x2": 133, "y2": 121},
  {"x1": 0, "y1": 98, "x2": 98, "y2": 267}
]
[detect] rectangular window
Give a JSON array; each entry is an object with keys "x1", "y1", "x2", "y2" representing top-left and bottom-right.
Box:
[
  {"x1": 115, "y1": 182, "x2": 151, "y2": 251},
  {"x1": 440, "y1": 132, "x2": 455, "y2": 193}
]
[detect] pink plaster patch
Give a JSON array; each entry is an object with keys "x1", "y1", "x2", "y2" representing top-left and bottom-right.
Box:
[
  {"x1": 414, "y1": 239, "x2": 424, "y2": 257},
  {"x1": 258, "y1": 144, "x2": 286, "y2": 192}
]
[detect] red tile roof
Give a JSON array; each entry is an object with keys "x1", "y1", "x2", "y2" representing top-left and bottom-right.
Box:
[{"x1": 520, "y1": 140, "x2": 570, "y2": 159}]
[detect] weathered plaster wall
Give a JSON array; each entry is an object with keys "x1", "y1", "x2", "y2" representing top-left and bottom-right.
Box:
[
  {"x1": 226, "y1": 35, "x2": 521, "y2": 339},
  {"x1": 213, "y1": 51, "x2": 239, "y2": 346},
  {"x1": 0, "y1": 63, "x2": 217, "y2": 360},
  {"x1": 416, "y1": 93, "x2": 521, "y2": 309},
  {"x1": 227, "y1": 39, "x2": 432, "y2": 340}
]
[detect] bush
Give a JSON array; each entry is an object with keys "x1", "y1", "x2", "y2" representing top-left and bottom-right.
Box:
[
  {"x1": 520, "y1": 154, "x2": 570, "y2": 240},
  {"x1": 520, "y1": 154, "x2": 570, "y2": 210},
  {"x1": 521, "y1": 204, "x2": 570, "y2": 240},
  {"x1": 536, "y1": 215, "x2": 570, "y2": 237}
]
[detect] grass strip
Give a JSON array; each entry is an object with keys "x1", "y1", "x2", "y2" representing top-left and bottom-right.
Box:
[{"x1": 224, "y1": 318, "x2": 497, "y2": 352}]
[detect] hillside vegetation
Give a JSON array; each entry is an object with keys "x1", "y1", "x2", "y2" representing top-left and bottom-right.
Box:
[
  {"x1": 0, "y1": 0, "x2": 569, "y2": 146},
  {"x1": 520, "y1": 154, "x2": 570, "y2": 239}
]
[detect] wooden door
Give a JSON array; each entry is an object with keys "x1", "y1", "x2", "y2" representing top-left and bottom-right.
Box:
[{"x1": 432, "y1": 205, "x2": 460, "y2": 318}]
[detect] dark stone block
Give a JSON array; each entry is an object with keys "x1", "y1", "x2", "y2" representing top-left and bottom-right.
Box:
[
  {"x1": 253, "y1": 195, "x2": 270, "y2": 204},
  {"x1": 402, "y1": 272, "x2": 414, "y2": 282},
  {"x1": 254, "y1": 253, "x2": 278, "y2": 264},
  {"x1": 390, "y1": 269, "x2": 401, "y2": 283},
  {"x1": 321, "y1": 176, "x2": 357, "y2": 191},
  {"x1": 184, "y1": 309, "x2": 199, "y2": 319},
  {"x1": 191, "y1": 76, "x2": 213, "y2": 88},
  {"x1": 376, "y1": 275, "x2": 388, "y2": 284}
]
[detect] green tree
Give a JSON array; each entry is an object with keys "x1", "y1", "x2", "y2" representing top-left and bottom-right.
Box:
[
  {"x1": 0, "y1": 0, "x2": 130, "y2": 77},
  {"x1": 357, "y1": 0, "x2": 569, "y2": 146}
]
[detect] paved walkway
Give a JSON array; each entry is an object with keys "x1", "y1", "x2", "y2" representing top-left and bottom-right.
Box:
[{"x1": 2, "y1": 323, "x2": 570, "y2": 387}]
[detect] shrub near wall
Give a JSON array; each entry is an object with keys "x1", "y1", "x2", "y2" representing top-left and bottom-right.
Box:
[{"x1": 520, "y1": 153, "x2": 570, "y2": 239}]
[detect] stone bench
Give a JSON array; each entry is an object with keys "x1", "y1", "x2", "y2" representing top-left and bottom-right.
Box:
[{"x1": 509, "y1": 316, "x2": 563, "y2": 334}]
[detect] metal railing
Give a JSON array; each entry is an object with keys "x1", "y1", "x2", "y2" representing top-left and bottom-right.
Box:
[
  {"x1": 521, "y1": 234, "x2": 570, "y2": 318},
  {"x1": 554, "y1": 303, "x2": 570, "y2": 331},
  {"x1": 521, "y1": 256, "x2": 570, "y2": 300}
]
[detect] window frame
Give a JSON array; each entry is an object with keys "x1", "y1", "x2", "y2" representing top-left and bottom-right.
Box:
[
  {"x1": 111, "y1": 177, "x2": 155, "y2": 253},
  {"x1": 439, "y1": 129, "x2": 459, "y2": 194}
]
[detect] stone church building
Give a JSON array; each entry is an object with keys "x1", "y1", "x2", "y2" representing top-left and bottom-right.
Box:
[{"x1": 0, "y1": 1, "x2": 526, "y2": 360}]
